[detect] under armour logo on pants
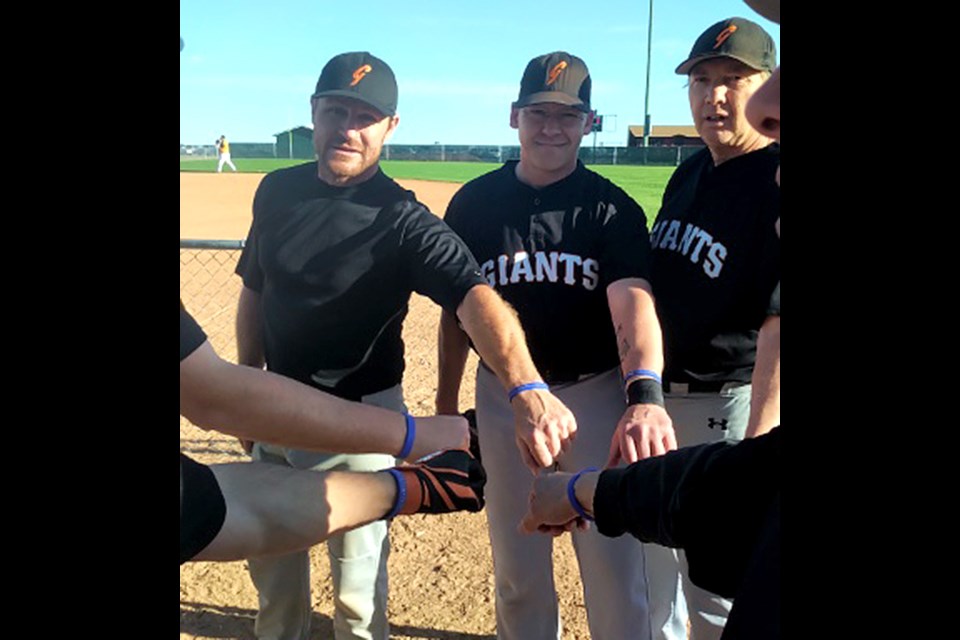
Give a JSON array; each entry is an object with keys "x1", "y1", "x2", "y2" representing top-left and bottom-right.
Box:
[{"x1": 707, "y1": 418, "x2": 729, "y2": 431}]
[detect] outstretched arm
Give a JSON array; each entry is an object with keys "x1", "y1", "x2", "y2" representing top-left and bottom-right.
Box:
[
  {"x1": 193, "y1": 448, "x2": 485, "y2": 562},
  {"x1": 606, "y1": 278, "x2": 676, "y2": 466},
  {"x1": 194, "y1": 463, "x2": 396, "y2": 561},
  {"x1": 456, "y1": 284, "x2": 577, "y2": 473},
  {"x1": 746, "y1": 315, "x2": 780, "y2": 438},
  {"x1": 181, "y1": 341, "x2": 468, "y2": 460}
]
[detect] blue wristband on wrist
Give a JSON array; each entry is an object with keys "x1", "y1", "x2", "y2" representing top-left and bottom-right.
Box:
[
  {"x1": 508, "y1": 381, "x2": 550, "y2": 402},
  {"x1": 567, "y1": 467, "x2": 599, "y2": 522},
  {"x1": 384, "y1": 468, "x2": 406, "y2": 520},
  {"x1": 623, "y1": 369, "x2": 662, "y2": 386},
  {"x1": 398, "y1": 413, "x2": 416, "y2": 459}
]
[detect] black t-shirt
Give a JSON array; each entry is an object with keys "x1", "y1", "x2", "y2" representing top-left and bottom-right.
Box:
[
  {"x1": 236, "y1": 163, "x2": 486, "y2": 399},
  {"x1": 445, "y1": 161, "x2": 652, "y2": 382},
  {"x1": 180, "y1": 300, "x2": 206, "y2": 362},
  {"x1": 650, "y1": 145, "x2": 780, "y2": 384}
]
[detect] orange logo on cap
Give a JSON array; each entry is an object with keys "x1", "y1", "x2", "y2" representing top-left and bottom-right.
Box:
[
  {"x1": 351, "y1": 64, "x2": 373, "y2": 86},
  {"x1": 547, "y1": 61, "x2": 568, "y2": 85},
  {"x1": 714, "y1": 25, "x2": 738, "y2": 49}
]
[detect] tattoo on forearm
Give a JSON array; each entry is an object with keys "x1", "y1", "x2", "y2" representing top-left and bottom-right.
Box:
[{"x1": 615, "y1": 323, "x2": 631, "y2": 362}]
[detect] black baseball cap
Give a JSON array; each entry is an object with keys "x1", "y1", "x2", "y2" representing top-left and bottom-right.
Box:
[
  {"x1": 514, "y1": 52, "x2": 591, "y2": 113},
  {"x1": 675, "y1": 17, "x2": 776, "y2": 75},
  {"x1": 744, "y1": 0, "x2": 780, "y2": 24},
  {"x1": 311, "y1": 52, "x2": 398, "y2": 117}
]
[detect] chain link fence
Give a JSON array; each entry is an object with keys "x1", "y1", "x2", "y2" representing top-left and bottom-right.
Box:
[{"x1": 180, "y1": 240, "x2": 245, "y2": 364}]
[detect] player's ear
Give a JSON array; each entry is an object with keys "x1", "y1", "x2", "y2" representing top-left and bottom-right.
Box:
[
  {"x1": 509, "y1": 106, "x2": 520, "y2": 130},
  {"x1": 581, "y1": 110, "x2": 594, "y2": 136},
  {"x1": 383, "y1": 114, "x2": 400, "y2": 142}
]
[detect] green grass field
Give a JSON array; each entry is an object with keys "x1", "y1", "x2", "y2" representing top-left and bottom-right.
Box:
[{"x1": 180, "y1": 158, "x2": 676, "y2": 219}]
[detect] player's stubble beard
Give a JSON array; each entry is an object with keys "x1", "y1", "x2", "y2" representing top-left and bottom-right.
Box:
[
  {"x1": 316, "y1": 134, "x2": 383, "y2": 187},
  {"x1": 317, "y1": 147, "x2": 375, "y2": 187}
]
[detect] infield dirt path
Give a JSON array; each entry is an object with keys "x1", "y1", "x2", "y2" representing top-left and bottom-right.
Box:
[{"x1": 180, "y1": 171, "x2": 594, "y2": 640}]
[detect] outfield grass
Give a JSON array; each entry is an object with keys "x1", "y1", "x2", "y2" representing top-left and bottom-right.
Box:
[{"x1": 180, "y1": 158, "x2": 675, "y2": 219}]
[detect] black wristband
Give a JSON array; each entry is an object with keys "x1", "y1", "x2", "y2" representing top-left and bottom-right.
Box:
[{"x1": 625, "y1": 378, "x2": 665, "y2": 407}]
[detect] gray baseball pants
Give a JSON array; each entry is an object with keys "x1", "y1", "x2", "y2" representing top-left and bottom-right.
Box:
[
  {"x1": 247, "y1": 385, "x2": 404, "y2": 640},
  {"x1": 476, "y1": 365, "x2": 652, "y2": 640}
]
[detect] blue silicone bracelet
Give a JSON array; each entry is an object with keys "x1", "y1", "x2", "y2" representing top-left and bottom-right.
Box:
[
  {"x1": 508, "y1": 381, "x2": 550, "y2": 402},
  {"x1": 623, "y1": 369, "x2": 662, "y2": 386},
  {"x1": 384, "y1": 468, "x2": 406, "y2": 520},
  {"x1": 398, "y1": 414, "x2": 416, "y2": 459},
  {"x1": 567, "y1": 467, "x2": 599, "y2": 522}
]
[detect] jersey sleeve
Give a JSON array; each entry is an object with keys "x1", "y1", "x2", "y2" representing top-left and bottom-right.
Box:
[
  {"x1": 398, "y1": 201, "x2": 486, "y2": 313},
  {"x1": 442, "y1": 188, "x2": 466, "y2": 234},
  {"x1": 599, "y1": 187, "x2": 653, "y2": 285},
  {"x1": 180, "y1": 300, "x2": 207, "y2": 362},
  {"x1": 234, "y1": 178, "x2": 270, "y2": 292},
  {"x1": 768, "y1": 282, "x2": 780, "y2": 316}
]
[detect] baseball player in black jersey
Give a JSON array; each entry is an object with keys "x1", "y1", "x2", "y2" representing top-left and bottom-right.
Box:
[
  {"x1": 180, "y1": 39, "x2": 483, "y2": 569},
  {"x1": 638, "y1": 18, "x2": 781, "y2": 640},
  {"x1": 520, "y1": 3, "x2": 781, "y2": 636},
  {"x1": 437, "y1": 52, "x2": 671, "y2": 640},
  {"x1": 235, "y1": 52, "x2": 575, "y2": 640}
]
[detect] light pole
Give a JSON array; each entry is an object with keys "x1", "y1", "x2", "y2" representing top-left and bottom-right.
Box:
[{"x1": 642, "y1": 0, "x2": 654, "y2": 149}]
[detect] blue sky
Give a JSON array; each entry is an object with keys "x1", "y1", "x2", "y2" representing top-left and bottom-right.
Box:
[{"x1": 179, "y1": 0, "x2": 779, "y2": 147}]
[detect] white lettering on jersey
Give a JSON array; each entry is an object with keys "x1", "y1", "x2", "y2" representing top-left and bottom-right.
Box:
[
  {"x1": 651, "y1": 219, "x2": 728, "y2": 279},
  {"x1": 660, "y1": 220, "x2": 681, "y2": 251},
  {"x1": 558, "y1": 253, "x2": 582, "y2": 285},
  {"x1": 535, "y1": 252, "x2": 559, "y2": 282},
  {"x1": 480, "y1": 259, "x2": 497, "y2": 287},
  {"x1": 704, "y1": 242, "x2": 727, "y2": 278},
  {"x1": 483, "y1": 251, "x2": 599, "y2": 291},
  {"x1": 497, "y1": 255, "x2": 510, "y2": 285},
  {"x1": 511, "y1": 251, "x2": 535, "y2": 283},
  {"x1": 582, "y1": 258, "x2": 599, "y2": 290}
]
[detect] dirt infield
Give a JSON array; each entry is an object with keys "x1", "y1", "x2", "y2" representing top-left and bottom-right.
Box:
[{"x1": 179, "y1": 171, "x2": 593, "y2": 640}]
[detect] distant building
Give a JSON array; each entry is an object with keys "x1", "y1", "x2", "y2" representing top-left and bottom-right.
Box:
[
  {"x1": 274, "y1": 127, "x2": 315, "y2": 159},
  {"x1": 627, "y1": 125, "x2": 704, "y2": 148}
]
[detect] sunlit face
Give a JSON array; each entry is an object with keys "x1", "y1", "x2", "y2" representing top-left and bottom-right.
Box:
[
  {"x1": 688, "y1": 58, "x2": 770, "y2": 163},
  {"x1": 311, "y1": 96, "x2": 399, "y2": 186},
  {"x1": 511, "y1": 102, "x2": 591, "y2": 183}
]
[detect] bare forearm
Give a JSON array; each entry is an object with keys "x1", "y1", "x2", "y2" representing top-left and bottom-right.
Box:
[
  {"x1": 456, "y1": 284, "x2": 577, "y2": 471},
  {"x1": 746, "y1": 315, "x2": 780, "y2": 438},
  {"x1": 236, "y1": 286, "x2": 265, "y2": 368},
  {"x1": 198, "y1": 464, "x2": 395, "y2": 561},
  {"x1": 181, "y1": 344, "x2": 408, "y2": 453},
  {"x1": 437, "y1": 309, "x2": 470, "y2": 414},
  {"x1": 607, "y1": 278, "x2": 664, "y2": 379},
  {"x1": 456, "y1": 285, "x2": 541, "y2": 390}
]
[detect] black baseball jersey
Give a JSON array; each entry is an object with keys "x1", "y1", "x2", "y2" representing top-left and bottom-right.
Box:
[
  {"x1": 180, "y1": 300, "x2": 206, "y2": 362},
  {"x1": 237, "y1": 163, "x2": 486, "y2": 400},
  {"x1": 445, "y1": 161, "x2": 652, "y2": 383},
  {"x1": 650, "y1": 145, "x2": 780, "y2": 384}
]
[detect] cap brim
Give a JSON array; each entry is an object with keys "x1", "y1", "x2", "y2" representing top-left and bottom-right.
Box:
[
  {"x1": 675, "y1": 53, "x2": 771, "y2": 75},
  {"x1": 513, "y1": 91, "x2": 590, "y2": 112},
  {"x1": 744, "y1": 0, "x2": 780, "y2": 24},
  {"x1": 311, "y1": 89, "x2": 394, "y2": 117}
]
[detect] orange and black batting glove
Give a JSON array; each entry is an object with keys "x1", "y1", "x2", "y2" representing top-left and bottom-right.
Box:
[{"x1": 384, "y1": 449, "x2": 486, "y2": 518}]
